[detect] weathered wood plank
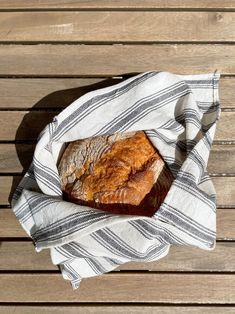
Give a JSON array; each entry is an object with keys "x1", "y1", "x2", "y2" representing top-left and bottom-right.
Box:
[
  {"x1": 0, "y1": 77, "x2": 232, "y2": 109},
  {"x1": 0, "y1": 207, "x2": 234, "y2": 239},
  {"x1": 0, "y1": 208, "x2": 28, "y2": 237},
  {"x1": 1, "y1": 144, "x2": 234, "y2": 174},
  {"x1": 0, "y1": 12, "x2": 234, "y2": 42},
  {"x1": 0, "y1": 111, "x2": 232, "y2": 141},
  {"x1": 216, "y1": 112, "x2": 235, "y2": 141},
  {"x1": 0, "y1": 306, "x2": 235, "y2": 314},
  {"x1": 196, "y1": 144, "x2": 231, "y2": 173},
  {"x1": 209, "y1": 145, "x2": 235, "y2": 174},
  {"x1": 219, "y1": 77, "x2": 235, "y2": 108},
  {"x1": 0, "y1": 306, "x2": 234, "y2": 314},
  {"x1": 2, "y1": 176, "x2": 235, "y2": 207},
  {"x1": 0, "y1": 241, "x2": 234, "y2": 271},
  {"x1": 0, "y1": 176, "x2": 22, "y2": 205},
  {"x1": 0, "y1": 143, "x2": 34, "y2": 173},
  {"x1": 0, "y1": 44, "x2": 234, "y2": 76},
  {"x1": 0, "y1": 111, "x2": 56, "y2": 141},
  {"x1": 0, "y1": 273, "x2": 234, "y2": 303},
  {"x1": 0, "y1": 0, "x2": 234, "y2": 10},
  {"x1": 0, "y1": 78, "x2": 112, "y2": 109}
]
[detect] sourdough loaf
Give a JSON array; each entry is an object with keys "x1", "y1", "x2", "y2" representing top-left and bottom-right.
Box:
[{"x1": 58, "y1": 131, "x2": 173, "y2": 217}]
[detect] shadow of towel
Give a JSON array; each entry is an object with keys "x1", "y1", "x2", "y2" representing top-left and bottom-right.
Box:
[{"x1": 8, "y1": 76, "x2": 135, "y2": 205}]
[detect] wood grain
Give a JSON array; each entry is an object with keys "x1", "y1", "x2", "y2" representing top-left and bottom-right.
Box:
[
  {"x1": 0, "y1": 207, "x2": 234, "y2": 239},
  {"x1": 0, "y1": 0, "x2": 234, "y2": 309},
  {"x1": 1, "y1": 144, "x2": 235, "y2": 174},
  {"x1": 3, "y1": 306, "x2": 235, "y2": 314},
  {"x1": 0, "y1": 306, "x2": 234, "y2": 314},
  {"x1": 0, "y1": 111, "x2": 232, "y2": 141},
  {"x1": 0, "y1": 208, "x2": 28, "y2": 237},
  {"x1": 0, "y1": 77, "x2": 233, "y2": 109},
  {"x1": 0, "y1": 78, "x2": 113, "y2": 109},
  {"x1": 0, "y1": 12, "x2": 234, "y2": 42},
  {"x1": 0, "y1": 241, "x2": 234, "y2": 271},
  {"x1": 216, "y1": 112, "x2": 235, "y2": 142},
  {"x1": 208, "y1": 145, "x2": 235, "y2": 174},
  {"x1": 0, "y1": 111, "x2": 56, "y2": 141},
  {"x1": 0, "y1": 143, "x2": 34, "y2": 173},
  {"x1": 219, "y1": 77, "x2": 235, "y2": 108},
  {"x1": 0, "y1": 44, "x2": 234, "y2": 76},
  {"x1": 0, "y1": 273, "x2": 234, "y2": 303},
  {"x1": 2, "y1": 176, "x2": 235, "y2": 207},
  {"x1": 2, "y1": 176, "x2": 235, "y2": 208},
  {"x1": 0, "y1": 0, "x2": 234, "y2": 10}
]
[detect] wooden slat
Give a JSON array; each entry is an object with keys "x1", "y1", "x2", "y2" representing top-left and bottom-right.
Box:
[
  {"x1": 120, "y1": 243, "x2": 235, "y2": 271},
  {"x1": 219, "y1": 77, "x2": 235, "y2": 108},
  {"x1": 0, "y1": 111, "x2": 233, "y2": 141},
  {"x1": 208, "y1": 145, "x2": 235, "y2": 174},
  {"x1": 1, "y1": 144, "x2": 235, "y2": 174},
  {"x1": 0, "y1": 78, "x2": 115, "y2": 109},
  {"x1": 0, "y1": 0, "x2": 235, "y2": 10},
  {"x1": 0, "y1": 176, "x2": 22, "y2": 205},
  {"x1": 0, "y1": 306, "x2": 235, "y2": 314},
  {"x1": 0, "y1": 77, "x2": 233, "y2": 109},
  {"x1": 0, "y1": 143, "x2": 34, "y2": 173},
  {"x1": 2, "y1": 177, "x2": 235, "y2": 207},
  {"x1": 0, "y1": 208, "x2": 28, "y2": 237},
  {"x1": 0, "y1": 0, "x2": 233, "y2": 310},
  {"x1": 0, "y1": 241, "x2": 234, "y2": 271},
  {"x1": 216, "y1": 112, "x2": 235, "y2": 141},
  {"x1": 0, "y1": 111, "x2": 56, "y2": 141},
  {"x1": 0, "y1": 273, "x2": 234, "y2": 303},
  {"x1": 217, "y1": 208, "x2": 235, "y2": 239},
  {"x1": 0, "y1": 12, "x2": 234, "y2": 42},
  {"x1": 0, "y1": 207, "x2": 234, "y2": 239},
  {"x1": 0, "y1": 44, "x2": 234, "y2": 76}
]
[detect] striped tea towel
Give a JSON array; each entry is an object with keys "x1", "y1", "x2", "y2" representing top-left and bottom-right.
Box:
[{"x1": 11, "y1": 71, "x2": 220, "y2": 289}]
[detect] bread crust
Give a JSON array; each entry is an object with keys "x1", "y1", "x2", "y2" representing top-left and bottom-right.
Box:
[{"x1": 58, "y1": 131, "x2": 173, "y2": 217}]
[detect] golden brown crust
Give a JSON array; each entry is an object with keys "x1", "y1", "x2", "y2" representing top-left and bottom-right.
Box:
[{"x1": 58, "y1": 131, "x2": 174, "y2": 217}]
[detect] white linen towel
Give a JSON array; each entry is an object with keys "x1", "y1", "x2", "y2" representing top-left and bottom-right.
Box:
[{"x1": 11, "y1": 70, "x2": 220, "y2": 289}]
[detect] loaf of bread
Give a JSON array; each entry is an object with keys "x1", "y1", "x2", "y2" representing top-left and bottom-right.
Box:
[{"x1": 57, "y1": 131, "x2": 174, "y2": 217}]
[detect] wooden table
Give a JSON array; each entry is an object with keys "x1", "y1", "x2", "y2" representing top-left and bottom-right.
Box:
[{"x1": 0, "y1": 1, "x2": 235, "y2": 313}]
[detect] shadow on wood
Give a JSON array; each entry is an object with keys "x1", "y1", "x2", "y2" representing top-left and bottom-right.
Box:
[{"x1": 8, "y1": 75, "x2": 140, "y2": 204}]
